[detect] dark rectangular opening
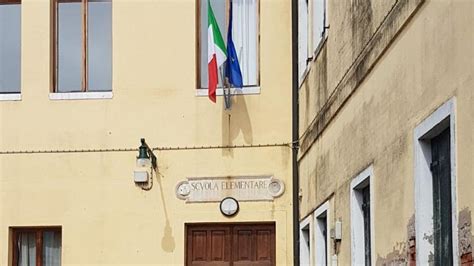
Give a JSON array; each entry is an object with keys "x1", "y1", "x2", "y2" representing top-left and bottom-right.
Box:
[
  {"x1": 361, "y1": 185, "x2": 371, "y2": 266},
  {"x1": 431, "y1": 127, "x2": 453, "y2": 265}
]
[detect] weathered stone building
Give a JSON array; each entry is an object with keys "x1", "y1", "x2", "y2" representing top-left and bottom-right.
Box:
[{"x1": 297, "y1": 0, "x2": 473, "y2": 265}]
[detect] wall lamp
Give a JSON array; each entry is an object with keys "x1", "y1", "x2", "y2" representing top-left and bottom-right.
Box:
[{"x1": 134, "y1": 138, "x2": 157, "y2": 184}]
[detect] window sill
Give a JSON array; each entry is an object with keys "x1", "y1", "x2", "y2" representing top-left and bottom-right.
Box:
[
  {"x1": 196, "y1": 86, "x2": 260, "y2": 97},
  {"x1": 0, "y1": 93, "x2": 21, "y2": 101},
  {"x1": 49, "y1": 91, "x2": 113, "y2": 100}
]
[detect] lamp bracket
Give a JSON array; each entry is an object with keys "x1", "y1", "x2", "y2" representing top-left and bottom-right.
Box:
[{"x1": 141, "y1": 138, "x2": 157, "y2": 170}]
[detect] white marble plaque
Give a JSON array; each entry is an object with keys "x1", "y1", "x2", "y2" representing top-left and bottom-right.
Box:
[{"x1": 175, "y1": 176, "x2": 285, "y2": 203}]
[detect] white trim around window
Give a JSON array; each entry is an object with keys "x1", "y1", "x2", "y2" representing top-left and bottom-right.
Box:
[
  {"x1": 314, "y1": 200, "x2": 330, "y2": 266},
  {"x1": 196, "y1": 86, "x2": 260, "y2": 97},
  {"x1": 0, "y1": 93, "x2": 21, "y2": 101},
  {"x1": 49, "y1": 91, "x2": 113, "y2": 100},
  {"x1": 300, "y1": 215, "x2": 312, "y2": 266},
  {"x1": 350, "y1": 165, "x2": 375, "y2": 266},
  {"x1": 414, "y1": 97, "x2": 458, "y2": 265}
]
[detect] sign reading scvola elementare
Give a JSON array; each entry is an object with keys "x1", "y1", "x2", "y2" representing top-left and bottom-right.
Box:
[{"x1": 175, "y1": 176, "x2": 285, "y2": 203}]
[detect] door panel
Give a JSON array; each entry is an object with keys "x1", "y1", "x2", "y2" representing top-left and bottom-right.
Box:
[
  {"x1": 431, "y1": 128, "x2": 453, "y2": 266},
  {"x1": 232, "y1": 225, "x2": 275, "y2": 266},
  {"x1": 191, "y1": 230, "x2": 207, "y2": 262},
  {"x1": 186, "y1": 223, "x2": 275, "y2": 266},
  {"x1": 233, "y1": 228, "x2": 253, "y2": 261},
  {"x1": 256, "y1": 229, "x2": 272, "y2": 261},
  {"x1": 187, "y1": 226, "x2": 231, "y2": 266},
  {"x1": 210, "y1": 230, "x2": 227, "y2": 261}
]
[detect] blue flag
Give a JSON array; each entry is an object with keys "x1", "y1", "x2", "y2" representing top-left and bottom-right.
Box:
[{"x1": 225, "y1": 0, "x2": 243, "y2": 88}]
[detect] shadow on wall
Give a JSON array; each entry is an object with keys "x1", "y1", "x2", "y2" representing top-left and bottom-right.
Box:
[
  {"x1": 155, "y1": 168, "x2": 175, "y2": 253},
  {"x1": 221, "y1": 95, "x2": 253, "y2": 157},
  {"x1": 161, "y1": 220, "x2": 175, "y2": 253}
]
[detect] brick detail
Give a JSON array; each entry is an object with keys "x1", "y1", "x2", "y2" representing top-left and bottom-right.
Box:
[
  {"x1": 408, "y1": 239, "x2": 416, "y2": 266},
  {"x1": 461, "y1": 252, "x2": 473, "y2": 266}
]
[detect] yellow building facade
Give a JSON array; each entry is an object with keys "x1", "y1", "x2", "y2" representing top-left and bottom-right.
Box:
[
  {"x1": 298, "y1": 0, "x2": 473, "y2": 265},
  {"x1": 0, "y1": 0, "x2": 295, "y2": 265}
]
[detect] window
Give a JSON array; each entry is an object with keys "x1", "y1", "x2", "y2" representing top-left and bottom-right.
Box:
[
  {"x1": 298, "y1": 0, "x2": 327, "y2": 84},
  {"x1": 414, "y1": 98, "x2": 458, "y2": 265},
  {"x1": 298, "y1": 0, "x2": 308, "y2": 84},
  {"x1": 299, "y1": 216, "x2": 311, "y2": 266},
  {"x1": 314, "y1": 201, "x2": 329, "y2": 266},
  {"x1": 0, "y1": 0, "x2": 21, "y2": 94},
  {"x1": 311, "y1": 0, "x2": 326, "y2": 53},
  {"x1": 11, "y1": 227, "x2": 62, "y2": 266},
  {"x1": 350, "y1": 166, "x2": 373, "y2": 266},
  {"x1": 52, "y1": 0, "x2": 112, "y2": 93},
  {"x1": 198, "y1": 0, "x2": 259, "y2": 90}
]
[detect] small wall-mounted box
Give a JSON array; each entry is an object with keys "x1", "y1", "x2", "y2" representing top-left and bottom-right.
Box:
[
  {"x1": 334, "y1": 220, "x2": 342, "y2": 240},
  {"x1": 331, "y1": 220, "x2": 342, "y2": 240},
  {"x1": 133, "y1": 170, "x2": 149, "y2": 183}
]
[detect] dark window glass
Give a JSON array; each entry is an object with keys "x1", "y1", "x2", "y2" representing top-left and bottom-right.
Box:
[
  {"x1": 362, "y1": 185, "x2": 371, "y2": 266},
  {"x1": 0, "y1": 2, "x2": 21, "y2": 93},
  {"x1": 57, "y1": 1, "x2": 82, "y2": 92},
  {"x1": 12, "y1": 228, "x2": 62, "y2": 266},
  {"x1": 55, "y1": 0, "x2": 112, "y2": 92},
  {"x1": 88, "y1": 0, "x2": 112, "y2": 91}
]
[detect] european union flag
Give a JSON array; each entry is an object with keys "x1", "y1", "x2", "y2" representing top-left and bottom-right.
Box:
[{"x1": 225, "y1": 0, "x2": 243, "y2": 88}]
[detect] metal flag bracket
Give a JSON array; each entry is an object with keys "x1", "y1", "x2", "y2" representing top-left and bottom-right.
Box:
[{"x1": 220, "y1": 65, "x2": 232, "y2": 110}]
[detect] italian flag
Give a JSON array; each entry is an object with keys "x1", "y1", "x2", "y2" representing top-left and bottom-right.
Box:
[{"x1": 208, "y1": 1, "x2": 226, "y2": 103}]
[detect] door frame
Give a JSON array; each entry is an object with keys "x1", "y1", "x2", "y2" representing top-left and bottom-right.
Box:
[{"x1": 414, "y1": 98, "x2": 458, "y2": 265}]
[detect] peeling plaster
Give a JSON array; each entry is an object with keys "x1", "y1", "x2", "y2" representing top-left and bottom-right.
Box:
[
  {"x1": 423, "y1": 232, "x2": 433, "y2": 245},
  {"x1": 407, "y1": 215, "x2": 416, "y2": 240},
  {"x1": 458, "y1": 208, "x2": 472, "y2": 256},
  {"x1": 376, "y1": 242, "x2": 407, "y2": 266},
  {"x1": 376, "y1": 215, "x2": 417, "y2": 265}
]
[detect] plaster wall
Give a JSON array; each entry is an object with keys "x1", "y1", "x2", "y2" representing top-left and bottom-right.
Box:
[
  {"x1": 0, "y1": 0, "x2": 294, "y2": 265},
  {"x1": 298, "y1": 0, "x2": 474, "y2": 264}
]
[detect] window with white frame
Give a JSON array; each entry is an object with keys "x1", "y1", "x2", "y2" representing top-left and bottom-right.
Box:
[
  {"x1": 0, "y1": 0, "x2": 21, "y2": 94},
  {"x1": 298, "y1": 0, "x2": 327, "y2": 84},
  {"x1": 198, "y1": 0, "x2": 259, "y2": 89},
  {"x1": 351, "y1": 166, "x2": 373, "y2": 266},
  {"x1": 299, "y1": 216, "x2": 312, "y2": 266}
]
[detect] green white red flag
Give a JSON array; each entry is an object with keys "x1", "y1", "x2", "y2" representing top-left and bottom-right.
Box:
[{"x1": 207, "y1": 1, "x2": 226, "y2": 103}]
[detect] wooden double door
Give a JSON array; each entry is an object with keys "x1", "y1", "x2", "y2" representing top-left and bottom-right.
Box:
[{"x1": 186, "y1": 223, "x2": 276, "y2": 266}]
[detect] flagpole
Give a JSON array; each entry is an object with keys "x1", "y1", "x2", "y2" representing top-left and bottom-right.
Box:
[{"x1": 220, "y1": 65, "x2": 232, "y2": 110}]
